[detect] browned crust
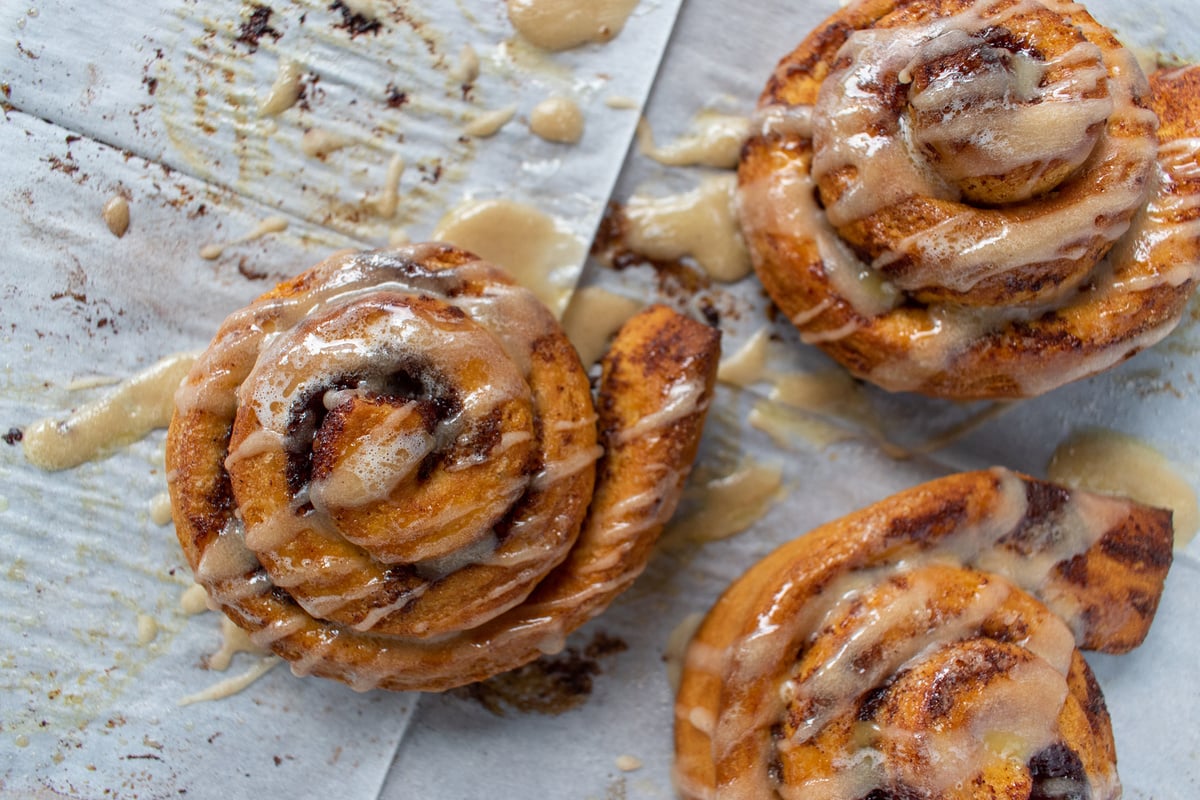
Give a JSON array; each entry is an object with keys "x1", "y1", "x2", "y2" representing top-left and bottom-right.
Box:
[
  {"x1": 740, "y1": 0, "x2": 1200, "y2": 399},
  {"x1": 552, "y1": 304, "x2": 723, "y2": 601},
  {"x1": 674, "y1": 469, "x2": 1172, "y2": 798},
  {"x1": 167, "y1": 249, "x2": 721, "y2": 692}
]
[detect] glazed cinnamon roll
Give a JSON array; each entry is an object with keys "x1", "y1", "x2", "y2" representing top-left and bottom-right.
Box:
[
  {"x1": 674, "y1": 469, "x2": 1173, "y2": 800},
  {"x1": 740, "y1": 0, "x2": 1200, "y2": 398},
  {"x1": 166, "y1": 244, "x2": 720, "y2": 692}
]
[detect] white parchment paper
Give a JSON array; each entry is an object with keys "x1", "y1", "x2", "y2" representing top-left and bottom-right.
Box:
[
  {"x1": 386, "y1": 0, "x2": 1200, "y2": 797},
  {"x1": 0, "y1": 0, "x2": 683, "y2": 796}
]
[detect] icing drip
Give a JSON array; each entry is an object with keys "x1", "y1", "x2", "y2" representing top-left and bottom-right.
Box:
[
  {"x1": 624, "y1": 174, "x2": 753, "y2": 282},
  {"x1": 23, "y1": 353, "x2": 197, "y2": 471},
  {"x1": 637, "y1": 112, "x2": 751, "y2": 169},
  {"x1": 506, "y1": 0, "x2": 640, "y2": 51}
]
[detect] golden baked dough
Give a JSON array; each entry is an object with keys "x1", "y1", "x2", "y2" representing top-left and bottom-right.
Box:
[
  {"x1": 674, "y1": 468, "x2": 1173, "y2": 800},
  {"x1": 740, "y1": 0, "x2": 1200, "y2": 398},
  {"x1": 167, "y1": 244, "x2": 720, "y2": 691}
]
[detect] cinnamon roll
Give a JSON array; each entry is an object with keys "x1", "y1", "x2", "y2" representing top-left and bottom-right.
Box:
[
  {"x1": 674, "y1": 468, "x2": 1173, "y2": 799},
  {"x1": 740, "y1": 0, "x2": 1200, "y2": 398},
  {"x1": 166, "y1": 244, "x2": 720, "y2": 692}
]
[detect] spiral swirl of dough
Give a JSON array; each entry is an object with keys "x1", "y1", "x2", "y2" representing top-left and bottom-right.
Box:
[
  {"x1": 674, "y1": 468, "x2": 1173, "y2": 800},
  {"x1": 167, "y1": 244, "x2": 720, "y2": 691},
  {"x1": 740, "y1": 0, "x2": 1200, "y2": 398}
]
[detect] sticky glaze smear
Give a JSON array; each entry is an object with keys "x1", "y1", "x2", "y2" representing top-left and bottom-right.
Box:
[
  {"x1": 506, "y1": 0, "x2": 640, "y2": 52},
  {"x1": 433, "y1": 200, "x2": 586, "y2": 316},
  {"x1": 1049, "y1": 428, "x2": 1199, "y2": 547},
  {"x1": 23, "y1": 353, "x2": 197, "y2": 471},
  {"x1": 624, "y1": 174, "x2": 751, "y2": 282}
]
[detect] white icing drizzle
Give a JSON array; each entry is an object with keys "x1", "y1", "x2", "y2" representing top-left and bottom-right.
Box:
[
  {"x1": 662, "y1": 460, "x2": 783, "y2": 546},
  {"x1": 779, "y1": 572, "x2": 1065, "y2": 747},
  {"x1": 223, "y1": 428, "x2": 285, "y2": 469},
  {"x1": 750, "y1": 104, "x2": 813, "y2": 140},
  {"x1": 241, "y1": 505, "x2": 311, "y2": 552},
  {"x1": 267, "y1": 553, "x2": 362, "y2": 589},
  {"x1": 195, "y1": 520, "x2": 262, "y2": 587},
  {"x1": 615, "y1": 755, "x2": 643, "y2": 772},
  {"x1": 199, "y1": 216, "x2": 289, "y2": 261},
  {"x1": 605, "y1": 95, "x2": 640, "y2": 110},
  {"x1": 300, "y1": 128, "x2": 352, "y2": 159},
  {"x1": 684, "y1": 467, "x2": 1135, "y2": 799},
  {"x1": 1111, "y1": 137, "x2": 1200, "y2": 292},
  {"x1": 788, "y1": 297, "x2": 835, "y2": 328},
  {"x1": 613, "y1": 372, "x2": 709, "y2": 445},
  {"x1": 799, "y1": 319, "x2": 860, "y2": 344},
  {"x1": 364, "y1": 154, "x2": 405, "y2": 219},
  {"x1": 232, "y1": 287, "x2": 534, "y2": 562},
  {"x1": 247, "y1": 611, "x2": 309, "y2": 647},
  {"x1": 716, "y1": 327, "x2": 771, "y2": 387},
  {"x1": 338, "y1": 0, "x2": 378, "y2": 20},
  {"x1": 173, "y1": 245, "x2": 664, "y2": 690},
  {"x1": 63, "y1": 374, "x2": 121, "y2": 391},
  {"x1": 180, "y1": 583, "x2": 212, "y2": 615},
  {"x1": 449, "y1": 44, "x2": 481, "y2": 84},
  {"x1": 739, "y1": 168, "x2": 900, "y2": 318},
  {"x1": 102, "y1": 195, "x2": 130, "y2": 238},
  {"x1": 532, "y1": 444, "x2": 604, "y2": 490},
  {"x1": 136, "y1": 614, "x2": 160, "y2": 646},
  {"x1": 808, "y1": 0, "x2": 1152, "y2": 292},
  {"x1": 515, "y1": 458, "x2": 685, "y2": 642},
  {"x1": 738, "y1": 0, "x2": 1199, "y2": 398},
  {"x1": 287, "y1": 628, "x2": 337, "y2": 678},
  {"x1": 308, "y1": 407, "x2": 431, "y2": 506},
  {"x1": 560, "y1": 286, "x2": 645, "y2": 367},
  {"x1": 432, "y1": 200, "x2": 586, "y2": 317},
  {"x1": 1048, "y1": 427, "x2": 1200, "y2": 548},
  {"x1": 208, "y1": 614, "x2": 270, "y2": 671},
  {"x1": 1009, "y1": 316, "x2": 1176, "y2": 398},
  {"x1": 178, "y1": 657, "x2": 280, "y2": 707}
]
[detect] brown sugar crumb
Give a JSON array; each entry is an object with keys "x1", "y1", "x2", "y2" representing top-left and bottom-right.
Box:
[
  {"x1": 236, "y1": 5, "x2": 282, "y2": 51},
  {"x1": 237, "y1": 257, "x2": 272, "y2": 281},
  {"x1": 45, "y1": 155, "x2": 80, "y2": 177},
  {"x1": 330, "y1": 1, "x2": 382, "y2": 37},
  {"x1": 385, "y1": 83, "x2": 408, "y2": 109},
  {"x1": 452, "y1": 631, "x2": 628, "y2": 716},
  {"x1": 583, "y1": 630, "x2": 628, "y2": 659}
]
